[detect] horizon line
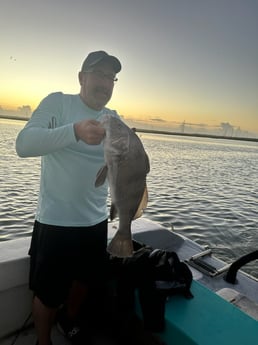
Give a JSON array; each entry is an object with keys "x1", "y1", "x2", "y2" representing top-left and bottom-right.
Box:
[{"x1": 1, "y1": 114, "x2": 257, "y2": 143}]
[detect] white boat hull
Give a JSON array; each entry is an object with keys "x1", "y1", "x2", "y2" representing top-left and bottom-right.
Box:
[{"x1": 0, "y1": 238, "x2": 32, "y2": 338}]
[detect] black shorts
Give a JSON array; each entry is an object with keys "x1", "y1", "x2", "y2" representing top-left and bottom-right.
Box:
[{"x1": 29, "y1": 219, "x2": 108, "y2": 308}]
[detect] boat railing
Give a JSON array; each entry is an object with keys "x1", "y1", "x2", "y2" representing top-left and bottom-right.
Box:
[{"x1": 224, "y1": 250, "x2": 258, "y2": 284}]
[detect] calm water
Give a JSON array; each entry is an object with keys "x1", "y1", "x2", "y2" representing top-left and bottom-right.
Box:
[{"x1": 1, "y1": 119, "x2": 258, "y2": 277}]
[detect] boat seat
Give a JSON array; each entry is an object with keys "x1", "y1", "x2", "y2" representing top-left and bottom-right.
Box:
[
  {"x1": 159, "y1": 280, "x2": 258, "y2": 345},
  {"x1": 217, "y1": 287, "x2": 258, "y2": 321}
]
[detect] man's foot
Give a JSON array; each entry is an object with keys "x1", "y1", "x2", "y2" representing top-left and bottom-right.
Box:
[{"x1": 56, "y1": 309, "x2": 90, "y2": 344}]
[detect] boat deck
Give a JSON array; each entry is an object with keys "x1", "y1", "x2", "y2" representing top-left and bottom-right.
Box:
[
  {"x1": 0, "y1": 317, "x2": 165, "y2": 345},
  {"x1": 1, "y1": 218, "x2": 258, "y2": 345},
  {"x1": 3, "y1": 280, "x2": 258, "y2": 345}
]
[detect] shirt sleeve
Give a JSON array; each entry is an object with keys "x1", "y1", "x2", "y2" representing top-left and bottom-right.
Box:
[{"x1": 16, "y1": 92, "x2": 77, "y2": 157}]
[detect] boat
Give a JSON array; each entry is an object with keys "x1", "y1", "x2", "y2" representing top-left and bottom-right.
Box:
[{"x1": 1, "y1": 218, "x2": 258, "y2": 345}]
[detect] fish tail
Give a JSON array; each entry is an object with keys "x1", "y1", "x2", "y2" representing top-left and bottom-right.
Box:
[{"x1": 107, "y1": 232, "x2": 134, "y2": 258}]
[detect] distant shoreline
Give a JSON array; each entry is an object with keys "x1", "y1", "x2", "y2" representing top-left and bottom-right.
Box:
[
  {"x1": 1, "y1": 114, "x2": 257, "y2": 143},
  {"x1": 0, "y1": 114, "x2": 30, "y2": 121},
  {"x1": 136, "y1": 128, "x2": 258, "y2": 143}
]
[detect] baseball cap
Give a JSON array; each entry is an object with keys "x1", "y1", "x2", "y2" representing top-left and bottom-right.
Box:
[{"x1": 81, "y1": 51, "x2": 121, "y2": 73}]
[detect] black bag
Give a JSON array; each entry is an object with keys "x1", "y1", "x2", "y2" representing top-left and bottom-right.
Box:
[
  {"x1": 108, "y1": 241, "x2": 193, "y2": 332},
  {"x1": 140, "y1": 248, "x2": 193, "y2": 332},
  {"x1": 148, "y1": 248, "x2": 193, "y2": 299}
]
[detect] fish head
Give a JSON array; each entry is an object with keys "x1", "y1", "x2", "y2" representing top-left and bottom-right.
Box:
[{"x1": 100, "y1": 114, "x2": 130, "y2": 155}]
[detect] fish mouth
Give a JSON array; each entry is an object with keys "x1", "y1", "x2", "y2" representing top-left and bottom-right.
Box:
[{"x1": 98, "y1": 114, "x2": 110, "y2": 127}]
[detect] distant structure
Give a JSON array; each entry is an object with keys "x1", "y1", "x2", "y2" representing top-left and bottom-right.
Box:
[
  {"x1": 180, "y1": 121, "x2": 185, "y2": 133},
  {"x1": 18, "y1": 105, "x2": 32, "y2": 117},
  {"x1": 221, "y1": 122, "x2": 234, "y2": 136},
  {"x1": 0, "y1": 105, "x2": 32, "y2": 119}
]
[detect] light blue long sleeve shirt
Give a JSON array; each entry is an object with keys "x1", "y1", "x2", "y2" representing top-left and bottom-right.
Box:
[{"x1": 16, "y1": 92, "x2": 118, "y2": 227}]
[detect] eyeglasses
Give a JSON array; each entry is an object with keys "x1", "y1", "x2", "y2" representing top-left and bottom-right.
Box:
[{"x1": 85, "y1": 70, "x2": 118, "y2": 82}]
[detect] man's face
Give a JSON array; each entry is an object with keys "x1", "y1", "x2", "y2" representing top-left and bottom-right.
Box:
[{"x1": 79, "y1": 61, "x2": 117, "y2": 110}]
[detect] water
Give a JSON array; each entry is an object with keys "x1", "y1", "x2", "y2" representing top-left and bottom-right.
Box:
[{"x1": 1, "y1": 119, "x2": 258, "y2": 278}]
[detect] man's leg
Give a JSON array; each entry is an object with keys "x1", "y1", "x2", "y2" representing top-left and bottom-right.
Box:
[
  {"x1": 65, "y1": 280, "x2": 88, "y2": 319},
  {"x1": 56, "y1": 281, "x2": 89, "y2": 344},
  {"x1": 32, "y1": 296, "x2": 57, "y2": 345}
]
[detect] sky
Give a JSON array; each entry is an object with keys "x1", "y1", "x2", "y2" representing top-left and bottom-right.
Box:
[{"x1": 1, "y1": 0, "x2": 258, "y2": 136}]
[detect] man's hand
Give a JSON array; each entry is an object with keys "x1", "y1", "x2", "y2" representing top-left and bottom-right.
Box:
[{"x1": 73, "y1": 119, "x2": 105, "y2": 145}]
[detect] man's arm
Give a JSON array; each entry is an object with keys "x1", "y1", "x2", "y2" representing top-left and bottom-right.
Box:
[
  {"x1": 16, "y1": 92, "x2": 77, "y2": 157},
  {"x1": 16, "y1": 93, "x2": 105, "y2": 157}
]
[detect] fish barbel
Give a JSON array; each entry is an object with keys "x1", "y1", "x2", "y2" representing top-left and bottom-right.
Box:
[{"x1": 95, "y1": 114, "x2": 150, "y2": 257}]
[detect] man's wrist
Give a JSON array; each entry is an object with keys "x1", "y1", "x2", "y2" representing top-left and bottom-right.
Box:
[{"x1": 73, "y1": 123, "x2": 80, "y2": 141}]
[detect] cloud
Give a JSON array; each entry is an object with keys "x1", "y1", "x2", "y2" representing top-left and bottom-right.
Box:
[{"x1": 150, "y1": 118, "x2": 167, "y2": 123}]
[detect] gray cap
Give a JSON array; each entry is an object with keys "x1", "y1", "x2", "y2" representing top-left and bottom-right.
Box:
[{"x1": 81, "y1": 51, "x2": 121, "y2": 73}]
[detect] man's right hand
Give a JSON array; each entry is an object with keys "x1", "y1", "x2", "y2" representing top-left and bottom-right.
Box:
[{"x1": 73, "y1": 119, "x2": 105, "y2": 145}]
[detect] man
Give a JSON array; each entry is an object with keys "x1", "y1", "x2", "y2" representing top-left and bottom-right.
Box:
[{"x1": 16, "y1": 51, "x2": 122, "y2": 345}]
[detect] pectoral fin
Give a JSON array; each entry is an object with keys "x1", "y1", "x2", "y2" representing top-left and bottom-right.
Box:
[
  {"x1": 133, "y1": 185, "x2": 148, "y2": 220},
  {"x1": 95, "y1": 165, "x2": 108, "y2": 187}
]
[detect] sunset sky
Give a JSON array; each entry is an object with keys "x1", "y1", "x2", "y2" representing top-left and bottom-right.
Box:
[{"x1": 1, "y1": 0, "x2": 257, "y2": 135}]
